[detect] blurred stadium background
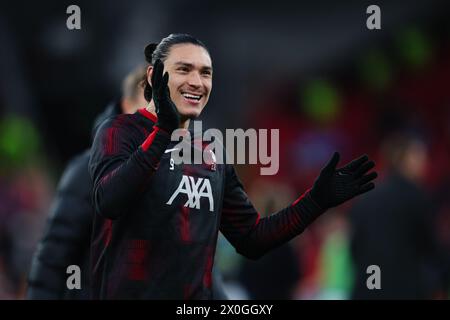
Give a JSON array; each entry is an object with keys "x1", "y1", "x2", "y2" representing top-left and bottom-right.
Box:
[{"x1": 0, "y1": 0, "x2": 449, "y2": 299}]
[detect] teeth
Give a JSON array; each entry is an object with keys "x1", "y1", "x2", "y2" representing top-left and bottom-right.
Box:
[{"x1": 182, "y1": 93, "x2": 201, "y2": 100}]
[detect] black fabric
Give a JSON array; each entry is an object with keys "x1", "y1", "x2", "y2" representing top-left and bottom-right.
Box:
[
  {"x1": 91, "y1": 100, "x2": 122, "y2": 141},
  {"x1": 239, "y1": 243, "x2": 300, "y2": 299},
  {"x1": 27, "y1": 150, "x2": 93, "y2": 299},
  {"x1": 88, "y1": 110, "x2": 324, "y2": 299},
  {"x1": 350, "y1": 172, "x2": 441, "y2": 299}
]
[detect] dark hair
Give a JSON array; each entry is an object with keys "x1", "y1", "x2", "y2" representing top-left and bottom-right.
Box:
[{"x1": 143, "y1": 33, "x2": 210, "y2": 101}]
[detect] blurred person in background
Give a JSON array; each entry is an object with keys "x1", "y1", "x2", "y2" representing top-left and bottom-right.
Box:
[
  {"x1": 318, "y1": 211, "x2": 355, "y2": 299},
  {"x1": 349, "y1": 131, "x2": 444, "y2": 299},
  {"x1": 88, "y1": 33, "x2": 377, "y2": 299},
  {"x1": 26, "y1": 65, "x2": 148, "y2": 299}
]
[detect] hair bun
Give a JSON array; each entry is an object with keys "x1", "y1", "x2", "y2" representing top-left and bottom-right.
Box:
[{"x1": 144, "y1": 43, "x2": 158, "y2": 63}]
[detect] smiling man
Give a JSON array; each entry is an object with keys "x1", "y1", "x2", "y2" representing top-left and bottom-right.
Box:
[
  {"x1": 89, "y1": 33, "x2": 377, "y2": 299},
  {"x1": 143, "y1": 39, "x2": 212, "y2": 127}
]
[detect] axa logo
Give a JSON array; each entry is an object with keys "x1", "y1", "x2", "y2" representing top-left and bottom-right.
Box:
[{"x1": 167, "y1": 175, "x2": 214, "y2": 212}]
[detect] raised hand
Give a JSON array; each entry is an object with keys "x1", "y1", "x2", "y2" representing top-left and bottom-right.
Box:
[
  {"x1": 151, "y1": 59, "x2": 180, "y2": 133},
  {"x1": 310, "y1": 152, "x2": 377, "y2": 210}
]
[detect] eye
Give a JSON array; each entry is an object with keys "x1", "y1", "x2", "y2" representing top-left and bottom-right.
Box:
[
  {"x1": 177, "y1": 66, "x2": 189, "y2": 73},
  {"x1": 202, "y1": 70, "x2": 212, "y2": 77}
]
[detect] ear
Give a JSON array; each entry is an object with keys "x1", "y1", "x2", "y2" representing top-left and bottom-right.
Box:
[
  {"x1": 121, "y1": 98, "x2": 132, "y2": 114},
  {"x1": 146, "y1": 65, "x2": 154, "y2": 87}
]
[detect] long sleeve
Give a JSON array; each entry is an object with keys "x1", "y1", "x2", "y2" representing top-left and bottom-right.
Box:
[
  {"x1": 220, "y1": 164, "x2": 325, "y2": 260},
  {"x1": 89, "y1": 115, "x2": 171, "y2": 219}
]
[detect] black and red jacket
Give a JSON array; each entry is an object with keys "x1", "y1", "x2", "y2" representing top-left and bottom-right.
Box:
[{"x1": 89, "y1": 108, "x2": 324, "y2": 299}]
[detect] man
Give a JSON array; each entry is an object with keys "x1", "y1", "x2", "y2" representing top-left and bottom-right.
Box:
[
  {"x1": 350, "y1": 132, "x2": 443, "y2": 299},
  {"x1": 89, "y1": 33, "x2": 377, "y2": 299},
  {"x1": 26, "y1": 65, "x2": 148, "y2": 299}
]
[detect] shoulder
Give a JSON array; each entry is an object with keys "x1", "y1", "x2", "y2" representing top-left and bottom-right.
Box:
[
  {"x1": 97, "y1": 113, "x2": 139, "y2": 131},
  {"x1": 94, "y1": 113, "x2": 152, "y2": 141},
  {"x1": 58, "y1": 149, "x2": 91, "y2": 196}
]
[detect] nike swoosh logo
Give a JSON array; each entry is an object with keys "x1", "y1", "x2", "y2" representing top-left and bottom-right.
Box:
[{"x1": 165, "y1": 148, "x2": 180, "y2": 153}]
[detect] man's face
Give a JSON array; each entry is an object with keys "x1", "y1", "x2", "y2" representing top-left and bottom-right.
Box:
[
  {"x1": 150, "y1": 43, "x2": 213, "y2": 119},
  {"x1": 122, "y1": 87, "x2": 147, "y2": 114}
]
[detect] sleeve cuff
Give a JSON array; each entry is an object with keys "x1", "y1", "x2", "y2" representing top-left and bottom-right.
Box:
[
  {"x1": 136, "y1": 128, "x2": 171, "y2": 171},
  {"x1": 292, "y1": 189, "x2": 326, "y2": 229}
]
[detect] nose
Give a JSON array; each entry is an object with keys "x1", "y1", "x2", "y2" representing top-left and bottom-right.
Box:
[{"x1": 187, "y1": 71, "x2": 202, "y2": 88}]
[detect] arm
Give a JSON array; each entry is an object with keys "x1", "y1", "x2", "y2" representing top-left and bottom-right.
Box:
[
  {"x1": 220, "y1": 153, "x2": 377, "y2": 260},
  {"x1": 89, "y1": 59, "x2": 179, "y2": 219},
  {"x1": 219, "y1": 165, "x2": 323, "y2": 260},
  {"x1": 89, "y1": 123, "x2": 170, "y2": 219}
]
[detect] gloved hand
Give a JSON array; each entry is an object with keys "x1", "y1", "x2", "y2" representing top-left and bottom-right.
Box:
[
  {"x1": 151, "y1": 59, "x2": 180, "y2": 133},
  {"x1": 309, "y1": 152, "x2": 377, "y2": 210}
]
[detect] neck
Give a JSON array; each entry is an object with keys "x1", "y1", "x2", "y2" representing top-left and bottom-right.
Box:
[{"x1": 146, "y1": 101, "x2": 190, "y2": 129}]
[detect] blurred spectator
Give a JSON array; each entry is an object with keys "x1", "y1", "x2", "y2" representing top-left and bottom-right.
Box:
[
  {"x1": 349, "y1": 132, "x2": 443, "y2": 299},
  {"x1": 315, "y1": 210, "x2": 354, "y2": 299}
]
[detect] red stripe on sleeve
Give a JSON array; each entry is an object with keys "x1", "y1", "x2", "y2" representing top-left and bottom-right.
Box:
[
  {"x1": 254, "y1": 213, "x2": 261, "y2": 227},
  {"x1": 141, "y1": 127, "x2": 160, "y2": 151},
  {"x1": 292, "y1": 188, "x2": 312, "y2": 206},
  {"x1": 138, "y1": 108, "x2": 158, "y2": 123}
]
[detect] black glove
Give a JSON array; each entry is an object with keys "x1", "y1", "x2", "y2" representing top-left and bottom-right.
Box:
[
  {"x1": 310, "y1": 152, "x2": 377, "y2": 210},
  {"x1": 151, "y1": 59, "x2": 180, "y2": 133}
]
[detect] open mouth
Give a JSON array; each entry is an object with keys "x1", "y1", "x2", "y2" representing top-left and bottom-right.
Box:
[{"x1": 181, "y1": 92, "x2": 203, "y2": 102}]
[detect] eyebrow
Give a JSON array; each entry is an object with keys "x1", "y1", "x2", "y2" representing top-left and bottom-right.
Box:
[{"x1": 174, "y1": 61, "x2": 213, "y2": 72}]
